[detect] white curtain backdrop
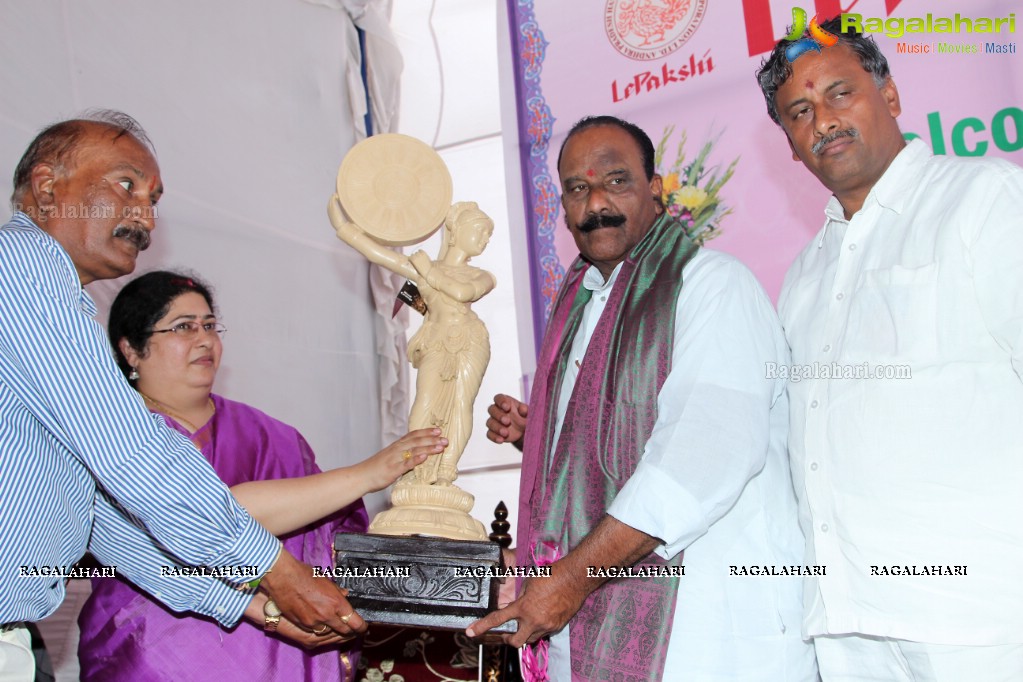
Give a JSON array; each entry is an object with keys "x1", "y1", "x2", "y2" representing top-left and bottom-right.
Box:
[{"x1": 390, "y1": 0, "x2": 527, "y2": 537}]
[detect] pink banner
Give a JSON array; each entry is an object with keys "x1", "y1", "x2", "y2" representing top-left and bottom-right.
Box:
[{"x1": 507, "y1": 0, "x2": 1021, "y2": 345}]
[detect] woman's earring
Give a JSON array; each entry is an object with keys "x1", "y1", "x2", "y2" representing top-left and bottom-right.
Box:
[{"x1": 129, "y1": 367, "x2": 139, "y2": 381}]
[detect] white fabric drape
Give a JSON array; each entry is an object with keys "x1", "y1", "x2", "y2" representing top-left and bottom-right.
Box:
[{"x1": 304, "y1": 0, "x2": 410, "y2": 447}]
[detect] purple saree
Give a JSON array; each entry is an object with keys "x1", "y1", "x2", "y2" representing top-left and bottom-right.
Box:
[{"x1": 78, "y1": 393, "x2": 368, "y2": 681}]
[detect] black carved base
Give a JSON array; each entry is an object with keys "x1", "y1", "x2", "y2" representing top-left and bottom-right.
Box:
[{"x1": 333, "y1": 532, "x2": 516, "y2": 634}]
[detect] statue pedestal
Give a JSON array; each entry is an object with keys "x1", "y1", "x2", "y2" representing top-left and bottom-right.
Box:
[
  {"x1": 368, "y1": 482, "x2": 488, "y2": 541},
  {"x1": 333, "y1": 532, "x2": 515, "y2": 633}
]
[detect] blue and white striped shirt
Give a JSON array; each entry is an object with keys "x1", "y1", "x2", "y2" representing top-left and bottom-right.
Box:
[{"x1": 0, "y1": 213, "x2": 280, "y2": 626}]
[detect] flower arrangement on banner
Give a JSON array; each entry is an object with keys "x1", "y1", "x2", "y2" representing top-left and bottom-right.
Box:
[{"x1": 655, "y1": 126, "x2": 739, "y2": 244}]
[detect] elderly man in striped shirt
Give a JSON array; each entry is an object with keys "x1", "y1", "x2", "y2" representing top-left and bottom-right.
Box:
[{"x1": 0, "y1": 111, "x2": 363, "y2": 680}]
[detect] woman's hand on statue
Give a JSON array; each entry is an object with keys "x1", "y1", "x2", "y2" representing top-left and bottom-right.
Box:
[
  {"x1": 486, "y1": 394, "x2": 528, "y2": 450},
  {"x1": 355, "y1": 428, "x2": 446, "y2": 492}
]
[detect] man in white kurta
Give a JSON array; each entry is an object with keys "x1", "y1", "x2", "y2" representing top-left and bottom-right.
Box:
[
  {"x1": 546, "y1": 248, "x2": 815, "y2": 679},
  {"x1": 758, "y1": 18, "x2": 1023, "y2": 680},
  {"x1": 470, "y1": 116, "x2": 816, "y2": 680}
]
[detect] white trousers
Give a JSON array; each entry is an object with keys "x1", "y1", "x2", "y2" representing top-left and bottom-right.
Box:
[
  {"x1": 0, "y1": 627, "x2": 34, "y2": 682},
  {"x1": 815, "y1": 634, "x2": 1023, "y2": 681}
]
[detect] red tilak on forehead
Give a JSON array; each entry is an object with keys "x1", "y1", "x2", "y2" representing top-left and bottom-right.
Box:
[
  {"x1": 805, "y1": 80, "x2": 814, "y2": 89},
  {"x1": 586, "y1": 169, "x2": 595, "y2": 177}
]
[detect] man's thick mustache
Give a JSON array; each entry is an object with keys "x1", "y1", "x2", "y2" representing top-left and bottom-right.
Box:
[
  {"x1": 577, "y1": 213, "x2": 627, "y2": 233},
  {"x1": 812, "y1": 129, "x2": 859, "y2": 155},
  {"x1": 113, "y1": 224, "x2": 151, "y2": 251}
]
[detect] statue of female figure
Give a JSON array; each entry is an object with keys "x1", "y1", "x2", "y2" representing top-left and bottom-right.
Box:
[{"x1": 329, "y1": 198, "x2": 496, "y2": 487}]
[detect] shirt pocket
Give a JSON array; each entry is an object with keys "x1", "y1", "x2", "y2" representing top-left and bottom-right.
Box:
[{"x1": 844, "y1": 262, "x2": 939, "y2": 361}]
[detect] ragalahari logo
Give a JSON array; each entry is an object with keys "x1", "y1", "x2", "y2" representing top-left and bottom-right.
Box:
[{"x1": 784, "y1": 7, "x2": 838, "y2": 62}]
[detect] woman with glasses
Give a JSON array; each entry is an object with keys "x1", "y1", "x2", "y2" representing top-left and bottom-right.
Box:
[{"x1": 77, "y1": 270, "x2": 445, "y2": 681}]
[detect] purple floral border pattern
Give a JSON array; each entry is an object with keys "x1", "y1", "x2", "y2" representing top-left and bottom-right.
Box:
[{"x1": 509, "y1": 0, "x2": 563, "y2": 350}]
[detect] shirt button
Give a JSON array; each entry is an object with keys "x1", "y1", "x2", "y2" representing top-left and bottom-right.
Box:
[
  {"x1": 810, "y1": 400, "x2": 819, "y2": 408},
  {"x1": 600, "y1": 296, "x2": 607, "y2": 302},
  {"x1": 810, "y1": 462, "x2": 819, "y2": 471},
  {"x1": 822, "y1": 344, "x2": 831, "y2": 352},
  {"x1": 836, "y1": 292, "x2": 844, "y2": 301},
  {"x1": 215, "y1": 606, "x2": 225, "y2": 614},
  {"x1": 848, "y1": 243, "x2": 857, "y2": 251},
  {"x1": 821, "y1": 523, "x2": 830, "y2": 533}
]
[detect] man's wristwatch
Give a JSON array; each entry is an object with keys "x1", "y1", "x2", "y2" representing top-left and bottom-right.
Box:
[{"x1": 263, "y1": 599, "x2": 282, "y2": 633}]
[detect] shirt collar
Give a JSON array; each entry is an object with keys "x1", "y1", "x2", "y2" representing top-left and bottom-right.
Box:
[
  {"x1": 10, "y1": 211, "x2": 97, "y2": 316},
  {"x1": 818, "y1": 138, "x2": 931, "y2": 248},
  {"x1": 869, "y1": 138, "x2": 930, "y2": 214},
  {"x1": 582, "y1": 261, "x2": 623, "y2": 293}
]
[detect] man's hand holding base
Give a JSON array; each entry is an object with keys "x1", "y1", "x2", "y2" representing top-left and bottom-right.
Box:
[{"x1": 260, "y1": 549, "x2": 367, "y2": 638}]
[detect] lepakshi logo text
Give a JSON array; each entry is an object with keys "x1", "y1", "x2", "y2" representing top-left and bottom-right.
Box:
[{"x1": 611, "y1": 49, "x2": 714, "y2": 103}]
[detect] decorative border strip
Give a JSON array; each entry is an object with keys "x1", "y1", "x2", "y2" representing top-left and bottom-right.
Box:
[{"x1": 507, "y1": 0, "x2": 564, "y2": 352}]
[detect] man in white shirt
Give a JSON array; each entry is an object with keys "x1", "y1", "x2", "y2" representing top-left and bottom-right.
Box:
[
  {"x1": 757, "y1": 17, "x2": 1023, "y2": 681},
  {"x1": 466, "y1": 116, "x2": 816, "y2": 680}
]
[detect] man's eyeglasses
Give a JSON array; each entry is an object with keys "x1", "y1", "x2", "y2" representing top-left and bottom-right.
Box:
[{"x1": 150, "y1": 321, "x2": 228, "y2": 338}]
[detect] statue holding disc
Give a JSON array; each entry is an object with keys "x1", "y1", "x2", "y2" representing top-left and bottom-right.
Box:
[{"x1": 327, "y1": 133, "x2": 495, "y2": 541}]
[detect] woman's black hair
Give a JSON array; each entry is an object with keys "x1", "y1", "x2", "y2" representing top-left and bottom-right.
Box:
[{"x1": 108, "y1": 270, "x2": 215, "y2": 380}]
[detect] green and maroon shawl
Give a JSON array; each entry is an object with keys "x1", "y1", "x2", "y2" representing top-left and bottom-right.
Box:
[{"x1": 516, "y1": 213, "x2": 699, "y2": 681}]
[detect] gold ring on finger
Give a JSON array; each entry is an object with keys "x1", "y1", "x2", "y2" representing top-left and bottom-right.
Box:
[
  {"x1": 401, "y1": 450, "x2": 412, "y2": 462},
  {"x1": 340, "y1": 612, "x2": 353, "y2": 624},
  {"x1": 314, "y1": 624, "x2": 330, "y2": 635}
]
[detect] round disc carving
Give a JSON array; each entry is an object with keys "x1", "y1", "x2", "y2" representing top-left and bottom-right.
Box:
[{"x1": 336, "y1": 134, "x2": 453, "y2": 246}]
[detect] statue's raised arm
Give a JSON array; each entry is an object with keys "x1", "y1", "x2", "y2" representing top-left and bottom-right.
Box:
[{"x1": 327, "y1": 194, "x2": 418, "y2": 281}]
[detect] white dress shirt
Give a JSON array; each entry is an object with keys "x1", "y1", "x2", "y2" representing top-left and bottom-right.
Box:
[
  {"x1": 779, "y1": 139, "x2": 1023, "y2": 645},
  {"x1": 548, "y1": 248, "x2": 816, "y2": 680}
]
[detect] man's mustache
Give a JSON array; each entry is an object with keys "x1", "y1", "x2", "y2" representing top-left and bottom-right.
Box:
[
  {"x1": 812, "y1": 129, "x2": 859, "y2": 155},
  {"x1": 577, "y1": 213, "x2": 627, "y2": 233},
  {"x1": 112, "y1": 224, "x2": 151, "y2": 251}
]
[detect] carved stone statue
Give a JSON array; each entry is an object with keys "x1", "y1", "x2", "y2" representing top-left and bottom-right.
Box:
[{"x1": 328, "y1": 134, "x2": 495, "y2": 540}]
